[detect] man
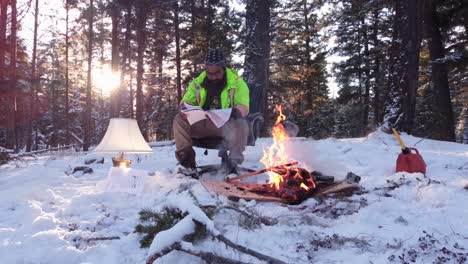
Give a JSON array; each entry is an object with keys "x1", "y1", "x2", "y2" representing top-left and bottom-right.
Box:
[{"x1": 173, "y1": 49, "x2": 250, "y2": 177}]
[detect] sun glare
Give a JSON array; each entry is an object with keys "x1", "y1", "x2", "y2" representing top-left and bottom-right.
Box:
[{"x1": 93, "y1": 64, "x2": 121, "y2": 95}]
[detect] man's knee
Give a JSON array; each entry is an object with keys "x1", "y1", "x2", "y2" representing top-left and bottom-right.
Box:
[
  {"x1": 235, "y1": 118, "x2": 249, "y2": 136},
  {"x1": 173, "y1": 113, "x2": 188, "y2": 130}
]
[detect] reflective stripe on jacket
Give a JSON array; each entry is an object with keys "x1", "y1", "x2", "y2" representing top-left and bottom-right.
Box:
[{"x1": 181, "y1": 68, "x2": 250, "y2": 116}]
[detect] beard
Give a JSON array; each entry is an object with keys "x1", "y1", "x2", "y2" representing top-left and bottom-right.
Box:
[
  {"x1": 204, "y1": 74, "x2": 227, "y2": 90},
  {"x1": 206, "y1": 78, "x2": 223, "y2": 85}
]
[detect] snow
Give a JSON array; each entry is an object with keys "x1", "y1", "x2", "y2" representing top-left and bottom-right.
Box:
[
  {"x1": 148, "y1": 215, "x2": 195, "y2": 256},
  {"x1": 0, "y1": 130, "x2": 467, "y2": 263}
]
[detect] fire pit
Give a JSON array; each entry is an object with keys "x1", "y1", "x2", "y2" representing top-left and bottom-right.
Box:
[
  {"x1": 201, "y1": 105, "x2": 361, "y2": 204},
  {"x1": 201, "y1": 166, "x2": 359, "y2": 204}
]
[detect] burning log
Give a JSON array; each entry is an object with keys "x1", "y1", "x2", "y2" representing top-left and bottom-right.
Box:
[
  {"x1": 227, "y1": 165, "x2": 330, "y2": 204},
  {"x1": 226, "y1": 161, "x2": 299, "y2": 182}
]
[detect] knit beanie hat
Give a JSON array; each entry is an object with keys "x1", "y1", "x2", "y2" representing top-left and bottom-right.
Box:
[{"x1": 205, "y1": 49, "x2": 226, "y2": 67}]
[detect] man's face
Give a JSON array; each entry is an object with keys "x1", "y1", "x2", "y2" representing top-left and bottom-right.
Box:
[{"x1": 205, "y1": 65, "x2": 225, "y2": 83}]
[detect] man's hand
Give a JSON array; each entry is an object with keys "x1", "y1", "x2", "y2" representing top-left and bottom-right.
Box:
[{"x1": 230, "y1": 108, "x2": 242, "y2": 120}]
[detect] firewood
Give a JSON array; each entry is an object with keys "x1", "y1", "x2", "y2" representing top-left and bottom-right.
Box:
[{"x1": 227, "y1": 161, "x2": 299, "y2": 182}]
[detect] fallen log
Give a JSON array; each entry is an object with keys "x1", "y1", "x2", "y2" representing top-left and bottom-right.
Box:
[
  {"x1": 146, "y1": 242, "x2": 249, "y2": 264},
  {"x1": 85, "y1": 236, "x2": 120, "y2": 242},
  {"x1": 216, "y1": 234, "x2": 287, "y2": 264}
]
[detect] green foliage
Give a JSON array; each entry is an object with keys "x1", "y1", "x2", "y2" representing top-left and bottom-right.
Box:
[
  {"x1": 134, "y1": 205, "x2": 211, "y2": 248},
  {"x1": 134, "y1": 207, "x2": 187, "y2": 248}
]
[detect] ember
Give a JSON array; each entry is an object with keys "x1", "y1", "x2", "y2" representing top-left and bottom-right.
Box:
[
  {"x1": 265, "y1": 167, "x2": 317, "y2": 202},
  {"x1": 260, "y1": 105, "x2": 317, "y2": 201}
]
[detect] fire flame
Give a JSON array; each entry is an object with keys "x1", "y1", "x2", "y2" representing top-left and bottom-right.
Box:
[{"x1": 260, "y1": 105, "x2": 311, "y2": 192}]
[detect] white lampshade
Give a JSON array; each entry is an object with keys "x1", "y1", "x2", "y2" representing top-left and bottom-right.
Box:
[{"x1": 94, "y1": 118, "x2": 153, "y2": 153}]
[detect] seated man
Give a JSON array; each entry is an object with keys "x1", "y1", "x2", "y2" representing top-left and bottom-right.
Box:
[{"x1": 173, "y1": 49, "x2": 250, "y2": 176}]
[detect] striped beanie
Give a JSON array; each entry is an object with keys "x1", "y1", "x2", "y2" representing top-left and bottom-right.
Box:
[{"x1": 205, "y1": 49, "x2": 226, "y2": 67}]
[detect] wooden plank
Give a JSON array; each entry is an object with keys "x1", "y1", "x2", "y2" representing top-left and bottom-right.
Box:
[
  {"x1": 315, "y1": 181, "x2": 359, "y2": 196},
  {"x1": 201, "y1": 179, "x2": 361, "y2": 203},
  {"x1": 201, "y1": 179, "x2": 286, "y2": 203}
]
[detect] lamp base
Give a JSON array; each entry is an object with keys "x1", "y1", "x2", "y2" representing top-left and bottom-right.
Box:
[{"x1": 112, "y1": 156, "x2": 132, "y2": 168}]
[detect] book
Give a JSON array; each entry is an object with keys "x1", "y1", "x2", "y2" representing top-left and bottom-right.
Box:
[{"x1": 182, "y1": 103, "x2": 232, "y2": 128}]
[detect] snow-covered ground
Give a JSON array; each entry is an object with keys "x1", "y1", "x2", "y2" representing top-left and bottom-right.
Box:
[{"x1": 1, "y1": 130, "x2": 467, "y2": 263}]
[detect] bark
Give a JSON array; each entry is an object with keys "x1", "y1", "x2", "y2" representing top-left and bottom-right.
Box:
[
  {"x1": 84, "y1": 0, "x2": 94, "y2": 151},
  {"x1": 0, "y1": 0, "x2": 8, "y2": 79},
  {"x1": 371, "y1": 9, "x2": 381, "y2": 125},
  {"x1": 120, "y1": 1, "x2": 131, "y2": 118},
  {"x1": 464, "y1": 107, "x2": 468, "y2": 144},
  {"x1": 146, "y1": 242, "x2": 249, "y2": 264},
  {"x1": 362, "y1": 17, "x2": 370, "y2": 133},
  {"x1": 424, "y1": 0, "x2": 455, "y2": 141},
  {"x1": 27, "y1": 0, "x2": 39, "y2": 152},
  {"x1": 243, "y1": 0, "x2": 271, "y2": 117},
  {"x1": 173, "y1": 0, "x2": 181, "y2": 103},
  {"x1": 110, "y1": 1, "x2": 120, "y2": 118},
  {"x1": 462, "y1": 0, "x2": 468, "y2": 39},
  {"x1": 135, "y1": 1, "x2": 148, "y2": 139},
  {"x1": 384, "y1": 0, "x2": 424, "y2": 133},
  {"x1": 65, "y1": 0, "x2": 69, "y2": 145},
  {"x1": 130, "y1": 73, "x2": 134, "y2": 118},
  {"x1": 190, "y1": 0, "x2": 197, "y2": 73},
  {"x1": 303, "y1": 0, "x2": 314, "y2": 112},
  {"x1": 6, "y1": 0, "x2": 17, "y2": 150},
  {"x1": 403, "y1": 0, "x2": 424, "y2": 134}
]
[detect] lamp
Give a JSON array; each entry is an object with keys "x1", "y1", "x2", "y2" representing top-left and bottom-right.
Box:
[{"x1": 94, "y1": 118, "x2": 153, "y2": 168}]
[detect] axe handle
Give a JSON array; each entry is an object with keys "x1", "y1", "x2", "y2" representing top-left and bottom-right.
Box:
[{"x1": 391, "y1": 128, "x2": 406, "y2": 150}]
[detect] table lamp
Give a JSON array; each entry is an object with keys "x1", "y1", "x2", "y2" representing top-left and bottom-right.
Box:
[{"x1": 94, "y1": 118, "x2": 153, "y2": 168}]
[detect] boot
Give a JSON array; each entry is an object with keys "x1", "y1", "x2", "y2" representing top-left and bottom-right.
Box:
[{"x1": 175, "y1": 147, "x2": 198, "y2": 178}]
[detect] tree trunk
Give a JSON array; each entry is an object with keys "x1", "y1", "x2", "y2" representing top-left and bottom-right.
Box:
[
  {"x1": 6, "y1": 0, "x2": 17, "y2": 150},
  {"x1": 424, "y1": 0, "x2": 455, "y2": 141},
  {"x1": 362, "y1": 17, "x2": 370, "y2": 133},
  {"x1": 65, "y1": 0, "x2": 70, "y2": 145},
  {"x1": 130, "y1": 73, "x2": 134, "y2": 118},
  {"x1": 173, "y1": 0, "x2": 182, "y2": 103},
  {"x1": 462, "y1": 0, "x2": 468, "y2": 39},
  {"x1": 190, "y1": 0, "x2": 197, "y2": 74},
  {"x1": 384, "y1": 0, "x2": 423, "y2": 133},
  {"x1": 384, "y1": 0, "x2": 404, "y2": 131},
  {"x1": 463, "y1": 107, "x2": 468, "y2": 144},
  {"x1": 27, "y1": 0, "x2": 39, "y2": 152},
  {"x1": 243, "y1": 0, "x2": 271, "y2": 117},
  {"x1": 84, "y1": 0, "x2": 94, "y2": 151},
  {"x1": 403, "y1": 0, "x2": 424, "y2": 134},
  {"x1": 0, "y1": 0, "x2": 8, "y2": 80},
  {"x1": 110, "y1": 1, "x2": 120, "y2": 118},
  {"x1": 135, "y1": 1, "x2": 148, "y2": 138},
  {"x1": 371, "y1": 9, "x2": 381, "y2": 125},
  {"x1": 120, "y1": 1, "x2": 131, "y2": 118}
]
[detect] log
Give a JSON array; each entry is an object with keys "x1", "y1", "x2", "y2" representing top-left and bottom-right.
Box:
[
  {"x1": 146, "y1": 241, "x2": 251, "y2": 264},
  {"x1": 85, "y1": 236, "x2": 120, "y2": 242},
  {"x1": 227, "y1": 161, "x2": 299, "y2": 182},
  {"x1": 216, "y1": 234, "x2": 287, "y2": 264}
]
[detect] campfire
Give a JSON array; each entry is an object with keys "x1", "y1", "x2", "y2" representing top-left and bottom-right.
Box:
[
  {"x1": 258, "y1": 105, "x2": 317, "y2": 201},
  {"x1": 203, "y1": 105, "x2": 360, "y2": 204}
]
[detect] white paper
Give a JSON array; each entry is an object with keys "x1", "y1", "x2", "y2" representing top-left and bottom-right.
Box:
[
  {"x1": 182, "y1": 103, "x2": 232, "y2": 128},
  {"x1": 206, "y1": 108, "x2": 232, "y2": 128}
]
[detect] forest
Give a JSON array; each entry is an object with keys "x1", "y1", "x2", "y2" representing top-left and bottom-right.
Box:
[{"x1": 0, "y1": 0, "x2": 467, "y2": 152}]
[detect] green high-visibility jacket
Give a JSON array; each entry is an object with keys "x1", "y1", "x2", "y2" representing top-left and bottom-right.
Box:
[{"x1": 181, "y1": 68, "x2": 250, "y2": 114}]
